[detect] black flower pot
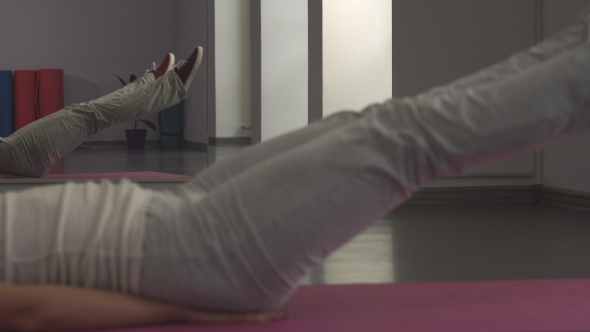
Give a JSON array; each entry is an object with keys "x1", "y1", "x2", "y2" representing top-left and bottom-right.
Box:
[{"x1": 125, "y1": 129, "x2": 147, "y2": 150}]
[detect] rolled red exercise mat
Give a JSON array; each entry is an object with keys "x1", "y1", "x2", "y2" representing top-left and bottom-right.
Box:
[
  {"x1": 13, "y1": 70, "x2": 37, "y2": 130},
  {"x1": 0, "y1": 70, "x2": 14, "y2": 137},
  {"x1": 38, "y1": 68, "x2": 64, "y2": 119}
]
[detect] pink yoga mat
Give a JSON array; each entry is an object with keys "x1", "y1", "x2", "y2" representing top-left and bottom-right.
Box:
[
  {"x1": 94, "y1": 279, "x2": 590, "y2": 332},
  {"x1": 37, "y1": 68, "x2": 64, "y2": 118},
  {"x1": 44, "y1": 171, "x2": 192, "y2": 179},
  {"x1": 13, "y1": 70, "x2": 37, "y2": 130}
]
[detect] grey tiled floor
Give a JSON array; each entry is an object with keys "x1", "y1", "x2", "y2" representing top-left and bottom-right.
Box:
[
  {"x1": 51, "y1": 143, "x2": 249, "y2": 177},
  {"x1": 56, "y1": 147, "x2": 207, "y2": 176},
  {"x1": 303, "y1": 202, "x2": 590, "y2": 285}
]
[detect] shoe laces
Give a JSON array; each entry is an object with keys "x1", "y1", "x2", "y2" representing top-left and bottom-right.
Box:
[{"x1": 175, "y1": 60, "x2": 187, "y2": 69}]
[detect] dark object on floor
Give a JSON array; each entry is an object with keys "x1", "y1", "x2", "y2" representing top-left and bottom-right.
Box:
[
  {"x1": 125, "y1": 129, "x2": 148, "y2": 150},
  {"x1": 159, "y1": 100, "x2": 185, "y2": 148}
]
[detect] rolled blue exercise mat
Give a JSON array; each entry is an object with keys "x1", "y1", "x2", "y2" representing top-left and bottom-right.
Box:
[
  {"x1": 0, "y1": 70, "x2": 14, "y2": 138},
  {"x1": 159, "y1": 100, "x2": 185, "y2": 148}
]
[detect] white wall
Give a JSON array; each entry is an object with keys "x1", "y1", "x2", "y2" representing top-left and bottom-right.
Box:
[
  {"x1": 0, "y1": 0, "x2": 176, "y2": 141},
  {"x1": 541, "y1": 0, "x2": 590, "y2": 193},
  {"x1": 260, "y1": 0, "x2": 308, "y2": 141},
  {"x1": 323, "y1": 0, "x2": 392, "y2": 116},
  {"x1": 390, "y1": 0, "x2": 537, "y2": 98},
  {"x1": 176, "y1": 0, "x2": 209, "y2": 144},
  {"x1": 214, "y1": 0, "x2": 252, "y2": 138},
  {"x1": 386, "y1": 0, "x2": 540, "y2": 187}
]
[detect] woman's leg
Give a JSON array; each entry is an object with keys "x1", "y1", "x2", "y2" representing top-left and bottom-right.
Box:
[
  {"x1": 185, "y1": 7, "x2": 590, "y2": 194},
  {"x1": 140, "y1": 38, "x2": 590, "y2": 311},
  {"x1": 91, "y1": 72, "x2": 152, "y2": 104},
  {"x1": 93, "y1": 53, "x2": 175, "y2": 104},
  {"x1": 0, "y1": 69, "x2": 185, "y2": 177}
]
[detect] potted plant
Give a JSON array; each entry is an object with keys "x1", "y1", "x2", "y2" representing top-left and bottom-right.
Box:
[{"x1": 117, "y1": 74, "x2": 157, "y2": 149}]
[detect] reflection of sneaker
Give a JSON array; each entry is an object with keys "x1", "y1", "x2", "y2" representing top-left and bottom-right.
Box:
[
  {"x1": 174, "y1": 46, "x2": 203, "y2": 89},
  {"x1": 149, "y1": 53, "x2": 175, "y2": 80}
]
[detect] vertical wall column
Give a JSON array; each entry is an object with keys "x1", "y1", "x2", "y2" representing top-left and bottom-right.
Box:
[
  {"x1": 214, "y1": 0, "x2": 252, "y2": 140},
  {"x1": 251, "y1": 0, "x2": 309, "y2": 143},
  {"x1": 251, "y1": 0, "x2": 262, "y2": 143},
  {"x1": 541, "y1": 0, "x2": 590, "y2": 193},
  {"x1": 207, "y1": 0, "x2": 217, "y2": 141},
  {"x1": 323, "y1": 0, "x2": 392, "y2": 117},
  {"x1": 308, "y1": 0, "x2": 323, "y2": 123},
  {"x1": 177, "y1": 0, "x2": 210, "y2": 148}
]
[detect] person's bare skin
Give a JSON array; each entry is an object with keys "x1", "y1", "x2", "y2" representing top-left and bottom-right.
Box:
[{"x1": 0, "y1": 282, "x2": 288, "y2": 331}]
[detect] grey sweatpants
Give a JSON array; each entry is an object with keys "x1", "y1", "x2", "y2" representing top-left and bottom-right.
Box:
[
  {"x1": 139, "y1": 11, "x2": 590, "y2": 311},
  {"x1": 0, "y1": 71, "x2": 186, "y2": 177}
]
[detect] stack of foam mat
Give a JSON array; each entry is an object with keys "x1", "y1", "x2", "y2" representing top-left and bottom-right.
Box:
[
  {"x1": 12, "y1": 68, "x2": 64, "y2": 131},
  {"x1": 37, "y1": 69, "x2": 64, "y2": 118},
  {"x1": 13, "y1": 70, "x2": 37, "y2": 130}
]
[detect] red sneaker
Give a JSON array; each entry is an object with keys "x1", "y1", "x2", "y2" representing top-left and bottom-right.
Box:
[
  {"x1": 174, "y1": 46, "x2": 203, "y2": 89},
  {"x1": 149, "y1": 53, "x2": 175, "y2": 80}
]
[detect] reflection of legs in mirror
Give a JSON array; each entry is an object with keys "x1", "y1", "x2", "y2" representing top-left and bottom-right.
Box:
[
  {"x1": 1, "y1": 10, "x2": 590, "y2": 330},
  {"x1": 92, "y1": 53, "x2": 175, "y2": 105},
  {"x1": 0, "y1": 47, "x2": 203, "y2": 178}
]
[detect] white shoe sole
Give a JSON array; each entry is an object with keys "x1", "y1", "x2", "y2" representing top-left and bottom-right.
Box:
[
  {"x1": 165, "y1": 53, "x2": 175, "y2": 74},
  {"x1": 183, "y1": 46, "x2": 203, "y2": 89}
]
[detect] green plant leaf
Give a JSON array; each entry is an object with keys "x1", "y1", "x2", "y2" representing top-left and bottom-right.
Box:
[
  {"x1": 138, "y1": 120, "x2": 157, "y2": 132},
  {"x1": 116, "y1": 75, "x2": 127, "y2": 86},
  {"x1": 130, "y1": 74, "x2": 137, "y2": 83}
]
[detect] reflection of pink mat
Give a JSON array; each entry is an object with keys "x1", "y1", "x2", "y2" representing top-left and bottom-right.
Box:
[
  {"x1": 45, "y1": 172, "x2": 192, "y2": 179},
  {"x1": 95, "y1": 279, "x2": 590, "y2": 332}
]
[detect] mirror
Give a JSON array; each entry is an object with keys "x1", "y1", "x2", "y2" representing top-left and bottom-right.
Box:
[
  {"x1": 0, "y1": 0, "x2": 543, "y2": 186},
  {"x1": 0, "y1": 0, "x2": 210, "y2": 182}
]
